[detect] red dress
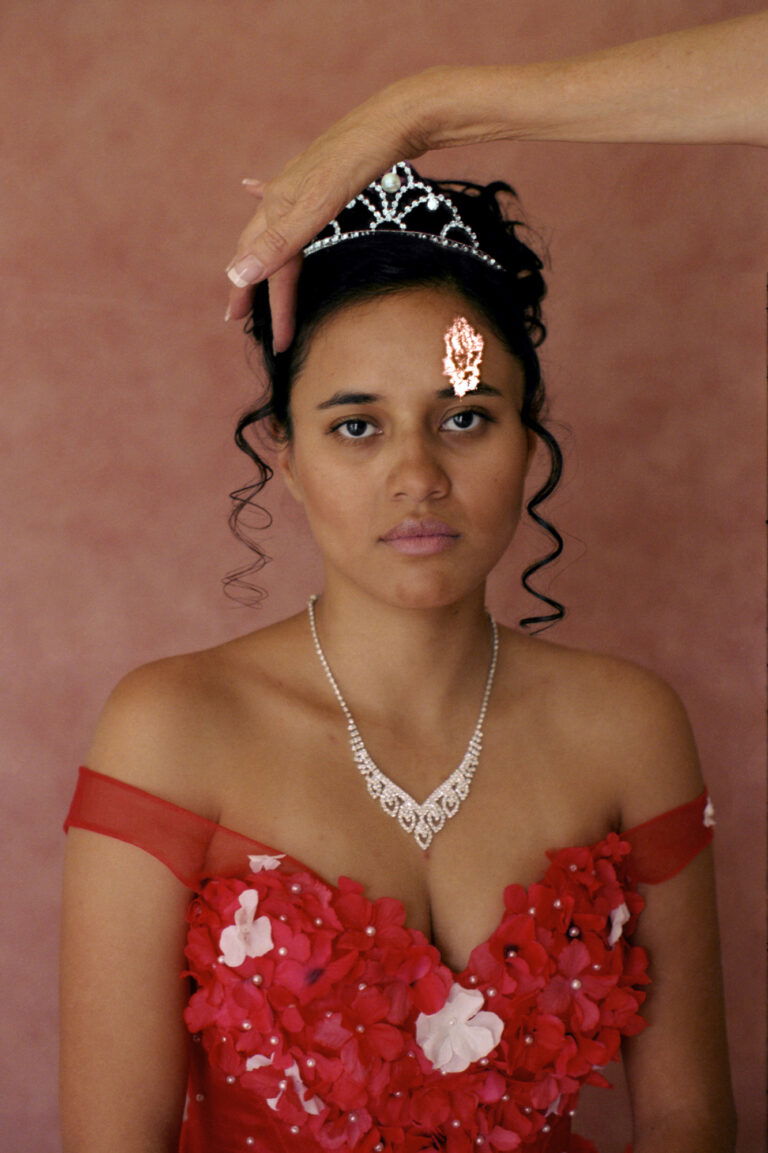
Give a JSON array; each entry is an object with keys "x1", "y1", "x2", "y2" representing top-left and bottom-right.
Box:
[{"x1": 64, "y1": 766, "x2": 714, "y2": 1153}]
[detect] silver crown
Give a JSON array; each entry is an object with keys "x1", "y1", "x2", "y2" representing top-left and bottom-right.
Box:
[{"x1": 303, "y1": 161, "x2": 503, "y2": 270}]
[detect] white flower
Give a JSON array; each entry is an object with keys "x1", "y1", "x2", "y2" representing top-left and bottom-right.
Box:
[
  {"x1": 703, "y1": 797, "x2": 716, "y2": 828},
  {"x1": 246, "y1": 1054, "x2": 323, "y2": 1114},
  {"x1": 607, "y1": 902, "x2": 631, "y2": 947},
  {"x1": 415, "y1": 983, "x2": 503, "y2": 1074},
  {"x1": 219, "y1": 890, "x2": 273, "y2": 967},
  {"x1": 249, "y1": 852, "x2": 285, "y2": 873}
]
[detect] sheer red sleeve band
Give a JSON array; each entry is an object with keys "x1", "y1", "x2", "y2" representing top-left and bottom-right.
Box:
[
  {"x1": 64, "y1": 766, "x2": 216, "y2": 889},
  {"x1": 621, "y1": 789, "x2": 714, "y2": 884}
]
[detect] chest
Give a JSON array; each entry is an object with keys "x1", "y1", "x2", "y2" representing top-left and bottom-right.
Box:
[{"x1": 212, "y1": 694, "x2": 619, "y2": 973}]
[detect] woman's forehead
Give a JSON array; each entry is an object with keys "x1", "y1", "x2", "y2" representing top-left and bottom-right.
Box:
[{"x1": 293, "y1": 287, "x2": 521, "y2": 397}]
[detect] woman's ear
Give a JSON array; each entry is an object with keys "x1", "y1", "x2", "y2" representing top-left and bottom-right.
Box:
[{"x1": 275, "y1": 442, "x2": 304, "y2": 505}]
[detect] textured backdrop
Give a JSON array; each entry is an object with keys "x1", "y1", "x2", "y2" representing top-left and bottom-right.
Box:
[{"x1": 1, "y1": 1, "x2": 765, "y2": 1149}]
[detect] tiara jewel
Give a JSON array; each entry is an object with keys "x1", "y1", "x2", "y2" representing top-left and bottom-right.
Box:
[{"x1": 303, "y1": 162, "x2": 503, "y2": 270}]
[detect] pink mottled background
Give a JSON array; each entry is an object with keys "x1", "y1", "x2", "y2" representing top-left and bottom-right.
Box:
[{"x1": 1, "y1": 1, "x2": 764, "y2": 1150}]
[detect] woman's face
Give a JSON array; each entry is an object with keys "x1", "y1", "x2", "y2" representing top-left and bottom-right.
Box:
[{"x1": 276, "y1": 287, "x2": 534, "y2": 611}]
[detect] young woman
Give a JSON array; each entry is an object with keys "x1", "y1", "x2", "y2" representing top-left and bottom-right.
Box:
[{"x1": 60, "y1": 165, "x2": 735, "y2": 1153}]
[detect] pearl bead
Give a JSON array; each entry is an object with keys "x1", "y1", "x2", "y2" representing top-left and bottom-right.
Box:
[
  {"x1": 475, "y1": 1138, "x2": 485, "y2": 1146},
  {"x1": 524, "y1": 1034, "x2": 535, "y2": 1045},
  {"x1": 568, "y1": 926, "x2": 580, "y2": 937},
  {"x1": 486, "y1": 988, "x2": 497, "y2": 998},
  {"x1": 569, "y1": 863, "x2": 578, "y2": 872},
  {"x1": 356, "y1": 1024, "x2": 365, "y2": 1033},
  {"x1": 290, "y1": 1125, "x2": 300, "y2": 1135},
  {"x1": 592, "y1": 963, "x2": 602, "y2": 971},
  {"x1": 279, "y1": 914, "x2": 288, "y2": 922},
  {"x1": 570, "y1": 978, "x2": 582, "y2": 990},
  {"x1": 218, "y1": 955, "x2": 226, "y2": 963},
  {"x1": 226, "y1": 1075, "x2": 236, "y2": 1084},
  {"x1": 479, "y1": 1058, "x2": 489, "y2": 1066},
  {"x1": 246, "y1": 1139, "x2": 255, "y2": 1146},
  {"x1": 523, "y1": 1107, "x2": 532, "y2": 1115},
  {"x1": 448, "y1": 1018, "x2": 457, "y2": 1027},
  {"x1": 278, "y1": 1079, "x2": 288, "y2": 1090},
  {"x1": 504, "y1": 945, "x2": 518, "y2": 957},
  {"x1": 468, "y1": 974, "x2": 478, "y2": 984},
  {"x1": 542, "y1": 1125, "x2": 551, "y2": 1134},
  {"x1": 314, "y1": 917, "x2": 323, "y2": 926},
  {"x1": 451, "y1": 1119, "x2": 461, "y2": 1128},
  {"x1": 553, "y1": 899, "x2": 562, "y2": 909},
  {"x1": 290, "y1": 882, "x2": 302, "y2": 893},
  {"x1": 528, "y1": 907, "x2": 536, "y2": 915},
  {"x1": 306, "y1": 1057, "x2": 316, "y2": 1068},
  {"x1": 277, "y1": 947, "x2": 288, "y2": 956},
  {"x1": 501, "y1": 1094, "x2": 509, "y2": 1101},
  {"x1": 568, "y1": 1109, "x2": 577, "y2": 1117},
  {"x1": 407, "y1": 1050, "x2": 415, "y2": 1057},
  {"x1": 324, "y1": 1011, "x2": 333, "y2": 1018},
  {"x1": 251, "y1": 974, "x2": 263, "y2": 985},
  {"x1": 380, "y1": 171, "x2": 402, "y2": 192},
  {"x1": 393, "y1": 1090, "x2": 403, "y2": 1098},
  {"x1": 365, "y1": 925, "x2": 376, "y2": 936},
  {"x1": 349, "y1": 1113, "x2": 358, "y2": 1123},
  {"x1": 195, "y1": 1093, "x2": 205, "y2": 1101},
  {"x1": 426, "y1": 194, "x2": 439, "y2": 211},
  {"x1": 358, "y1": 982, "x2": 367, "y2": 991},
  {"x1": 374, "y1": 1145, "x2": 384, "y2": 1152},
  {"x1": 269, "y1": 1035, "x2": 279, "y2": 1045},
  {"x1": 221, "y1": 1036, "x2": 228, "y2": 1043}
]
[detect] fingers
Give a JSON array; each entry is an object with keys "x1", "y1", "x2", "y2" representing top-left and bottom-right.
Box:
[
  {"x1": 223, "y1": 75, "x2": 431, "y2": 333},
  {"x1": 268, "y1": 256, "x2": 303, "y2": 353}
]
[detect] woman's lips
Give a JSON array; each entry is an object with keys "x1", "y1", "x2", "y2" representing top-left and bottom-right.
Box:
[{"x1": 380, "y1": 518, "x2": 460, "y2": 556}]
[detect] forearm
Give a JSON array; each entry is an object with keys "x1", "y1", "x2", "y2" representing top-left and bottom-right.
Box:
[{"x1": 418, "y1": 11, "x2": 768, "y2": 148}]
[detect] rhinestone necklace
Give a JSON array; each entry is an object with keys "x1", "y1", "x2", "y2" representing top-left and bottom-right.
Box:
[{"x1": 306, "y1": 594, "x2": 499, "y2": 851}]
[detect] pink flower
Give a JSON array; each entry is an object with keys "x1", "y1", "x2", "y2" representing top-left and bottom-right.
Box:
[
  {"x1": 219, "y1": 889, "x2": 273, "y2": 968},
  {"x1": 248, "y1": 852, "x2": 285, "y2": 872},
  {"x1": 416, "y1": 984, "x2": 503, "y2": 1074}
]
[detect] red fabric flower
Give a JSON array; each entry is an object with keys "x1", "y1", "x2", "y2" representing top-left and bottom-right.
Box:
[{"x1": 181, "y1": 838, "x2": 652, "y2": 1150}]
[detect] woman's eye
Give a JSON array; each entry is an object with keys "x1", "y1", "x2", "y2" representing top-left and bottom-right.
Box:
[
  {"x1": 332, "y1": 418, "x2": 376, "y2": 440},
  {"x1": 444, "y1": 409, "x2": 488, "y2": 432}
]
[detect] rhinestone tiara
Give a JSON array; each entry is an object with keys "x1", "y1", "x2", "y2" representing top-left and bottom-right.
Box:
[{"x1": 303, "y1": 161, "x2": 503, "y2": 271}]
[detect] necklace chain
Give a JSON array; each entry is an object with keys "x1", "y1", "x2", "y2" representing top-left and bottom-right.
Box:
[{"x1": 306, "y1": 594, "x2": 499, "y2": 851}]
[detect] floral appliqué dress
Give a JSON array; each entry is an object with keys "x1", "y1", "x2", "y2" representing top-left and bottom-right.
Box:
[{"x1": 65, "y1": 767, "x2": 715, "y2": 1153}]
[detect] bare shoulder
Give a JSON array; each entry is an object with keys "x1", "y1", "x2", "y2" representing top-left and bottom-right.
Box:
[
  {"x1": 85, "y1": 612, "x2": 307, "y2": 817},
  {"x1": 503, "y1": 629, "x2": 705, "y2": 827}
]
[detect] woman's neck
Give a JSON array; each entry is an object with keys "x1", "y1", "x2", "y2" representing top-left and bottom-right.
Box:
[{"x1": 307, "y1": 582, "x2": 500, "y2": 731}]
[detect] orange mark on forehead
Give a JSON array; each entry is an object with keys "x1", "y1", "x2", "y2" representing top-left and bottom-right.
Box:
[{"x1": 442, "y1": 317, "x2": 484, "y2": 397}]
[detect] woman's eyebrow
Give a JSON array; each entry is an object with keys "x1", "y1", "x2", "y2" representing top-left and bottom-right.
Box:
[{"x1": 316, "y1": 383, "x2": 505, "y2": 410}]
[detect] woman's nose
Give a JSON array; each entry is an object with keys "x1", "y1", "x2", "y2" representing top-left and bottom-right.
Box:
[{"x1": 386, "y1": 433, "x2": 450, "y2": 502}]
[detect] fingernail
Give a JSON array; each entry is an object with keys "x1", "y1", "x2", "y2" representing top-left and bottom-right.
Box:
[
  {"x1": 227, "y1": 254, "x2": 265, "y2": 287},
  {"x1": 224, "y1": 304, "x2": 232, "y2": 322}
]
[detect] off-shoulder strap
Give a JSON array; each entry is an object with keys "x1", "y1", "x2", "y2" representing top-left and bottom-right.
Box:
[
  {"x1": 622, "y1": 789, "x2": 714, "y2": 884},
  {"x1": 64, "y1": 766, "x2": 218, "y2": 889}
]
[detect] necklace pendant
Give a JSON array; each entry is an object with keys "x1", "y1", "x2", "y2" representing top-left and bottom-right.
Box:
[{"x1": 307, "y1": 595, "x2": 498, "y2": 851}]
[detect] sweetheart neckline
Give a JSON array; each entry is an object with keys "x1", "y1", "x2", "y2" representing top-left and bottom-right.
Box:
[
  {"x1": 173, "y1": 791, "x2": 631, "y2": 975},
  {"x1": 73, "y1": 766, "x2": 707, "y2": 976}
]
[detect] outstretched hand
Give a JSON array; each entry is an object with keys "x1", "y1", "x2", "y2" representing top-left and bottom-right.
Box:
[{"x1": 226, "y1": 75, "x2": 435, "y2": 350}]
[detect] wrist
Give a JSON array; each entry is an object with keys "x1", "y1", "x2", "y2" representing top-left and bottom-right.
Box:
[{"x1": 413, "y1": 64, "x2": 565, "y2": 151}]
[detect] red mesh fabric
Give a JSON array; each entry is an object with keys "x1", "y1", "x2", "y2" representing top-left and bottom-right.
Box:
[
  {"x1": 621, "y1": 790, "x2": 713, "y2": 884},
  {"x1": 64, "y1": 766, "x2": 216, "y2": 888},
  {"x1": 65, "y1": 766, "x2": 713, "y2": 890},
  {"x1": 64, "y1": 766, "x2": 313, "y2": 887}
]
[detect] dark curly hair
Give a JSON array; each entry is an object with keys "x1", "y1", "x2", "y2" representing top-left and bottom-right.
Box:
[{"x1": 226, "y1": 175, "x2": 564, "y2": 631}]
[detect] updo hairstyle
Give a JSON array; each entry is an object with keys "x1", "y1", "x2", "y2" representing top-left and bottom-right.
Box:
[{"x1": 227, "y1": 176, "x2": 564, "y2": 630}]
